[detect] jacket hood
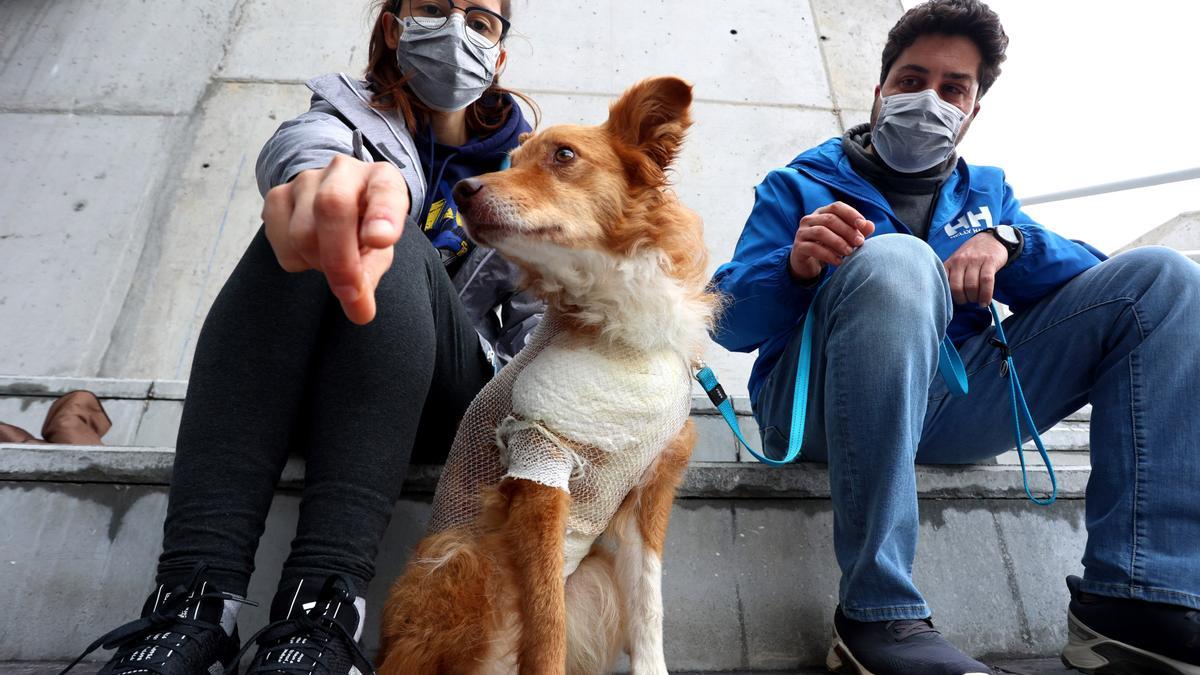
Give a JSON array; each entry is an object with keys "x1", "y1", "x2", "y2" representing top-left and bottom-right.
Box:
[{"x1": 416, "y1": 93, "x2": 530, "y2": 174}]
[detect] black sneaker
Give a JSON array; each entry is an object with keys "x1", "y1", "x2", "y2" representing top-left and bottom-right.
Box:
[
  {"x1": 1062, "y1": 575, "x2": 1200, "y2": 675},
  {"x1": 826, "y1": 606, "x2": 992, "y2": 675},
  {"x1": 61, "y1": 564, "x2": 245, "y2": 675},
  {"x1": 235, "y1": 575, "x2": 374, "y2": 675}
]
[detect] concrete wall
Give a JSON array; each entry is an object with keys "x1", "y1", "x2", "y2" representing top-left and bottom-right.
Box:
[
  {"x1": 1117, "y1": 210, "x2": 1200, "y2": 259},
  {"x1": 0, "y1": 0, "x2": 905, "y2": 397}
]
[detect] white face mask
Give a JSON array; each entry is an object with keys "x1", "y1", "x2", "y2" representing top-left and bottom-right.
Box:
[
  {"x1": 395, "y1": 13, "x2": 500, "y2": 113},
  {"x1": 871, "y1": 89, "x2": 967, "y2": 173}
]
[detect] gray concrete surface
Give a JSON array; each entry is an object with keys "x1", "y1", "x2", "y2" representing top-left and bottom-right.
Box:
[
  {"x1": 216, "y1": 0, "x2": 372, "y2": 82},
  {"x1": 0, "y1": 444, "x2": 1091, "y2": 500},
  {"x1": 0, "y1": 0, "x2": 241, "y2": 115},
  {"x1": 96, "y1": 83, "x2": 314, "y2": 380},
  {"x1": 0, "y1": 479, "x2": 1088, "y2": 668},
  {"x1": 0, "y1": 113, "x2": 186, "y2": 377},
  {"x1": 809, "y1": 0, "x2": 906, "y2": 113},
  {"x1": 0, "y1": 375, "x2": 1094, "y2": 471},
  {"x1": 0, "y1": 0, "x2": 910, "y2": 396},
  {"x1": 1118, "y1": 210, "x2": 1199, "y2": 257},
  {"x1": 501, "y1": 2, "x2": 832, "y2": 108}
]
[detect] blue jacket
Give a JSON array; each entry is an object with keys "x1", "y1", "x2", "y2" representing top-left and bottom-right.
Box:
[{"x1": 711, "y1": 137, "x2": 1106, "y2": 405}]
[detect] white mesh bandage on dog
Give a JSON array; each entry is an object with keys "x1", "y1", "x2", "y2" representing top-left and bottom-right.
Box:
[
  {"x1": 427, "y1": 310, "x2": 692, "y2": 575},
  {"x1": 495, "y1": 418, "x2": 577, "y2": 491}
]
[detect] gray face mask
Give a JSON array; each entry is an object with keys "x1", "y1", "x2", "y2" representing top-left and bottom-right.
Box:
[
  {"x1": 395, "y1": 13, "x2": 500, "y2": 113},
  {"x1": 871, "y1": 89, "x2": 967, "y2": 173}
]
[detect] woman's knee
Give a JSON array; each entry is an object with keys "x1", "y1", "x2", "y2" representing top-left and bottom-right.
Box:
[
  {"x1": 374, "y1": 227, "x2": 441, "y2": 310},
  {"x1": 392, "y1": 220, "x2": 443, "y2": 268}
]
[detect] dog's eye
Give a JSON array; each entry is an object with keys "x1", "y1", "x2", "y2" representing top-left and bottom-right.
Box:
[{"x1": 554, "y1": 147, "x2": 576, "y2": 163}]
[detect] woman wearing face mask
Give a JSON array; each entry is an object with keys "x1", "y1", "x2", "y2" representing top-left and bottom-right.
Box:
[{"x1": 64, "y1": 2, "x2": 538, "y2": 674}]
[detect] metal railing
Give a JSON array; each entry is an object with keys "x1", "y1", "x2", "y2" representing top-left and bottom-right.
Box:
[{"x1": 1022, "y1": 166, "x2": 1200, "y2": 206}]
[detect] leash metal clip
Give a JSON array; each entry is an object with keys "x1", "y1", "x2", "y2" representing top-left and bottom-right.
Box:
[{"x1": 989, "y1": 336, "x2": 1012, "y2": 377}]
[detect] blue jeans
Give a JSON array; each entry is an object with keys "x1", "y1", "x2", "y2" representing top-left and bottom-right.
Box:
[{"x1": 755, "y1": 233, "x2": 1200, "y2": 621}]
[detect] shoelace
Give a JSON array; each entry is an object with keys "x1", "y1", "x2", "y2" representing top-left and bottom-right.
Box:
[
  {"x1": 231, "y1": 610, "x2": 373, "y2": 675},
  {"x1": 888, "y1": 618, "x2": 940, "y2": 641},
  {"x1": 83, "y1": 623, "x2": 217, "y2": 675},
  {"x1": 60, "y1": 564, "x2": 255, "y2": 675}
]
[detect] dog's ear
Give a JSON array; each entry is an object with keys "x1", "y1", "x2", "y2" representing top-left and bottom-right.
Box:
[{"x1": 605, "y1": 76, "x2": 693, "y2": 173}]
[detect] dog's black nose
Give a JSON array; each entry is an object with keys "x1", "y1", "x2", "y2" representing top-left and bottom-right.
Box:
[{"x1": 453, "y1": 177, "x2": 485, "y2": 207}]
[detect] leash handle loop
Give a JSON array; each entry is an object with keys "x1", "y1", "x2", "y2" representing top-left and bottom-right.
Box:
[{"x1": 989, "y1": 302, "x2": 1057, "y2": 505}]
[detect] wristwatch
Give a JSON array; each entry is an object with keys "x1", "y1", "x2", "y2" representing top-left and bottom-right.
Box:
[{"x1": 988, "y1": 224, "x2": 1024, "y2": 267}]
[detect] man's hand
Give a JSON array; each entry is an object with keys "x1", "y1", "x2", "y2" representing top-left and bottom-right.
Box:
[
  {"x1": 790, "y1": 202, "x2": 876, "y2": 281},
  {"x1": 262, "y1": 154, "x2": 410, "y2": 325},
  {"x1": 944, "y1": 230, "x2": 1009, "y2": 306}
]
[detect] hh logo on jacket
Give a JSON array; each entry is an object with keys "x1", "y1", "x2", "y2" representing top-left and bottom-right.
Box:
[{"x1": 944, "y1": 205, "x2": 993, "y2": 238}]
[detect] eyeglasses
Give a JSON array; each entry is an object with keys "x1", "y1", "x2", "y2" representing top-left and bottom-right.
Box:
[{"x1": 402, "y1": 0, "x2": 510, "y2": 49}]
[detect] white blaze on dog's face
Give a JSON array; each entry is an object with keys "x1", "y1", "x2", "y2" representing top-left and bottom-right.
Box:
[{"x1": 450, "y1": 76, "x2": 695, "y2": 268}]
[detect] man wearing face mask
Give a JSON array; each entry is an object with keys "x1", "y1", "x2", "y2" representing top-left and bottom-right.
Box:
[
  {"x1": 64, "y1": 2, "x2": 546, "y2": 674},
  {"x1": 711, "y1": 1, "x2": 1200, "y2": 674}
]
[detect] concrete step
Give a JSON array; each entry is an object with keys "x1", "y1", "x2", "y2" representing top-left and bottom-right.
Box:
[
  {"x1": 0, "y1": 375, "x2": 1094, "y2": 464},
  {"x1": 0, "y1": 658, "x2": 1083, "y2": 675},
  {"x1": 1, "y1": 442, "x2": 1089, "y2": 670},
  {"x1": 0, "y1": 375, "x2": 1094, "y2": 669}
]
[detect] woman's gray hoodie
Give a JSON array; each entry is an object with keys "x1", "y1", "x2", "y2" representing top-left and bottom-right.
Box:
[{"x1": 255, "y1": 73, "x2": 543, "y2": 368}]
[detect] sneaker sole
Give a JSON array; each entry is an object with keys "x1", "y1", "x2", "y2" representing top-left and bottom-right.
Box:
[
  {"x1": 1062, "y1": 609, "x2": 1200, "y2": 675},
  {"x1": 825, "y1": 624, "x2": 990, "y2": 675}
]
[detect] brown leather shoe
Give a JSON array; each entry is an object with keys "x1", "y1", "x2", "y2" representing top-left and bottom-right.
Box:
[
  {"x1": 41, "y1": 390, "x2": 112, "y2": 445},
  {"x1": 0, "y1": 422, "x2": 43, "y2": 443}
]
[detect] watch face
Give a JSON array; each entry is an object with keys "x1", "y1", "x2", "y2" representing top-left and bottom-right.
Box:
[{"x1": 995, "y1": 225, "x2": 1019, "y2": 245}]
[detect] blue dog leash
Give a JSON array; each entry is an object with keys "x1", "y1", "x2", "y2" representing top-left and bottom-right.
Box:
[
  {"x1": 695, "y1": 291, "x2": 1056, "y2": 505},
  {"x1": 695, "y1": 280, "x2": 831, "y2": 467},
  {"x1": 986, "y1": 302, "x2": 1057, "y2": 505}
]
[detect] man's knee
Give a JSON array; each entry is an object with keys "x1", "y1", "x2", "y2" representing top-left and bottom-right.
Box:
[
  {"x1": 831, "y1": 233, "x2": 950, "y2": 315},
  {"x1": 1113, "y1": 245, "x2": 1198, "y2": 275},
  {"x1": 1109, "y1": 246, "x2": 1200, "y2": 305}
]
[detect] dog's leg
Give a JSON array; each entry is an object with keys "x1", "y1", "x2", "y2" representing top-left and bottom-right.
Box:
[
  {"x1": 500, "y1": 477, "x2": 571, "y2": 675},
  {"x1": 613, "y1": 421, "x2": 695, "y2": 675},
  {"x1": 377, "y1": 530, "x2": 497, "y2": 675}
]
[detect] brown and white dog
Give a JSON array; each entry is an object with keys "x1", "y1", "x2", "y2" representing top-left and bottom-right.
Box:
[{"x1": 377, "y1": 76, "x2": 717, "y2": 675}]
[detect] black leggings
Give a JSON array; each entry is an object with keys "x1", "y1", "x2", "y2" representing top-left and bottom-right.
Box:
[{"x1": 156, "y1": 224, "x2": 493, "y2": 596}]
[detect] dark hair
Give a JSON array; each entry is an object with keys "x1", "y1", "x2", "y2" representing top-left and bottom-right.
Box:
[
  {"x1": 365, "y1": 0, "x2": 539, "y2": 135},
  {"x1": 880, "y1": 0, "x2": 1009, "y2": 97}
]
